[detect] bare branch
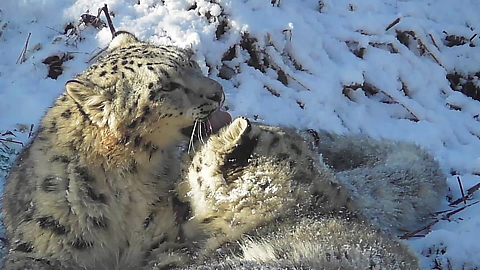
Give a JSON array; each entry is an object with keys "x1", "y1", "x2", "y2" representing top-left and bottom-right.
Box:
[
  {"x1": 457, "y1": 176, "x2": 467, "y2": 205},
  {"x1": 450, "y1": 181, "x2": 480, "y2": 206},
  {"x1": 16, "y1": 33, "x2": 31, "y2": 64},
  {"x1": 428, "y1": 33, "x2": 440, "y2": 50},
  {"x1": 417, "y1": 37, "x2": 444, "y2": 68},
  {"x1": 99, "y1": 4, "x2": 116, "y2": 36},
  {"x1": 400, "y1": 201, "x2": 480, "y2": 239},
  {"x1": 385, "y1": 17, "x2": 401, "y2": 32},
  {"x1": 470, "y1": 34, "x2": 478, "y2": 43}
]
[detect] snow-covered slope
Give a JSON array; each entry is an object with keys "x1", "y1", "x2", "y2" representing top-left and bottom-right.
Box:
[{"x1": 1, "y1": 0, "x2": 479, "y2": 269}]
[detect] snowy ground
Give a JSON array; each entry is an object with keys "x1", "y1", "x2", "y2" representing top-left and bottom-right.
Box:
[{"x1": 1, "y1": 0, "x2": 480, "y2": 269}]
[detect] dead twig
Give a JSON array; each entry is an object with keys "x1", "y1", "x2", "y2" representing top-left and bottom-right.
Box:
[
  {"x1": 416, "y1": 37, "x2": 444, "y2": 68},
  {"x1": 385, "y1": 17, "x2": 401, "y2": 32},
  {"x1": 376, "y1": 87, "x2": 420, "y2": 121},
  {"x1": 264, "y1": 49, "x2": 312, "y2": 91},
  {"x1": 284, "y1": 71, "x2": 312, "y2": 91},
  {"x1": 87, "y1": 46, "x2": 109, "y2": 63},
  {"x1": 98, "y1": 4, "x2": 116, "y2": 36},
  {"x1": 0, "y1": 138, "x2": 24, "y2": 150},
  {"x1": 400, "y1": 200, "x2": 480, "y2": 239},
  {"x1": 470, "y1": 34, "x2": 478, "y2": 44},
  {"x1": 85, "y1": 4, "x2": 117, "y2": 64},
  {"x1": 450, "y1": 181, "x2": 480, "y2": 206},
  {"x1": 16, "y1": 33, "x2": 31, "y2": 64},
  {"x1": 28, "y1": 124, "x2": 34, "y2": 138},
  {"x1": 428, "y1": 33, "x2": 440, "y2": 50},
  {"x1": 442, "y1": 201, "x2": 479, "y2": 221},
  {"x1": 397, "y1": 30, "x2": 444, "y2": 67},
  {"x1": 45, "y1": 26, "x2": 63, "y2": 35},
  {"x1": 1, "y1": 131, "x2": 15, "y2": 137},
  {"x1": 456, "y1": 176, "x2": 467, "y2": 205},
  {"x1": 402, "y1": 179, "x2": 480, "y2": 239}
]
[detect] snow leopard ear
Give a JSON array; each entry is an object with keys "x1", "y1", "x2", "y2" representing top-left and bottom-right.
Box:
[
  {"x1": 224, "y1": 117, "x2": 251, "y2": 140},
  {"x1": 65, "y1": 79, "x2": 114, "y2": 127},
  {"x1": 213, "y1": 117, "x2": 253, "y2": 153},
  {"x1": 109, "y1": 31, "x2": 140, "y2": 50}
]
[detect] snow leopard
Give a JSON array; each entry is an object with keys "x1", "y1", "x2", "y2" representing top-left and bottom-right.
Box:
[
  {"x1": 1, "y1": 31, "x2": 225, "y2": 270},
  {"x1": 177, "y1": 116, "x2": 447, "y2": 269}
]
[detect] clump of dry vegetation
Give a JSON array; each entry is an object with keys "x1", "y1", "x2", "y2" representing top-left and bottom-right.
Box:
[{"x1": 0, "y1": 125, "x2": 32, "y2": 176}]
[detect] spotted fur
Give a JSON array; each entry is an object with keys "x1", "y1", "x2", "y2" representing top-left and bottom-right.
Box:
[
  {"x1": 177, "y1": 117, "x2": 446, "y2": 269},
  {"x1": 2, "y1": 31, "x2": 224, "y2": 270}
]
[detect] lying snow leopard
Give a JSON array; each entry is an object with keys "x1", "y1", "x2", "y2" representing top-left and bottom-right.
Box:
[
  {"x1": 2, "y1": 31, "x2": 225, "y2": 270},
  {"x1": 177, "y1": 116, "x2": 446, "y2": 269}
]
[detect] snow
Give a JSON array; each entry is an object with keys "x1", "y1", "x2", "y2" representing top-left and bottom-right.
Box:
[{"x1": 1, "y1": 0, "x2": 480, "y2": 268}]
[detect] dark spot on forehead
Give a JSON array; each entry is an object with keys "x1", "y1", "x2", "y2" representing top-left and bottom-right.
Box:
[{"x1": 61, "y1": 109, "x2": 72, "y2": 119}]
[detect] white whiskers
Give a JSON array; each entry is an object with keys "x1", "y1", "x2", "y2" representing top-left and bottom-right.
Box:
[
  {"x1": 206, "y1": 118, "x2": 213, "y2": 135},
  {"x1": 187, "y1": 119, "x2": 209, "y2": 153},
  {"x1": 188, "y1": 120, "x2": 198, "y2": 153},
  {"x1": 198, "y1": 121, "x2": 206, "y2": 145}
]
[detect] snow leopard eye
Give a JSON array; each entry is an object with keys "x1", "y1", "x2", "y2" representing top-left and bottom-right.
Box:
[{"x1": 163, "y1": 82, "x2": 182, "y2": 92}]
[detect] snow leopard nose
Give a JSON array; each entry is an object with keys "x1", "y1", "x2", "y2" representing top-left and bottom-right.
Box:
[
  {"x1": 204, "y1": 79, "x2": 225, "y2": 104},
  {"x1": 183, "y1": 70, "x2": 225, "y2": 105},
  {"x1": 207, "y1": 91, "x2": 224, "y2": 103}
]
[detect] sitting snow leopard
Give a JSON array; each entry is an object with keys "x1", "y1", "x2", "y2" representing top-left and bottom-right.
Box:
[
  {"x1": 177, "y1": 116, "x2": 446, "y2": 269},
  {"x1": 2, "y1": 31, "x2": 225, "y2": 270}
]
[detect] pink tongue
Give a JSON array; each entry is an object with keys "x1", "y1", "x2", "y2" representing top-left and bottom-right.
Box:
[{"x1": 206, "y1": 110, "x2": 232, "y2": 134}]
